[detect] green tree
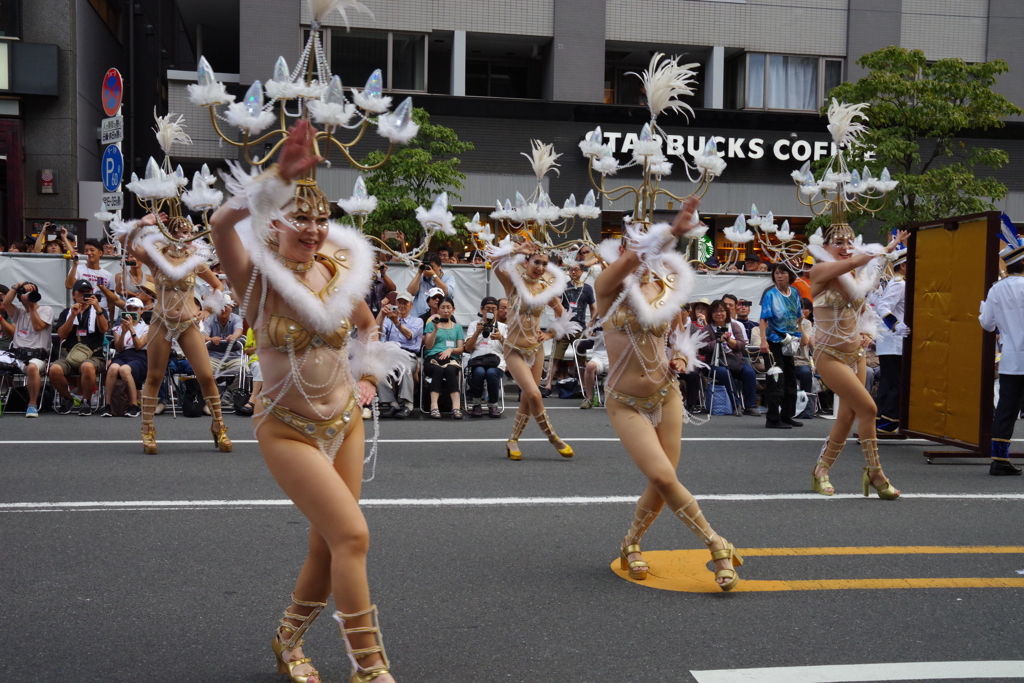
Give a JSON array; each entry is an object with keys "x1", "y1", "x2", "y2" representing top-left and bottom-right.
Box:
[
  {"x1": 824, "y1": 47, "x2": 1022, "y2": 232},
  {"x1": 358, "y1": 108, "x2": 475, "y2": 251}
]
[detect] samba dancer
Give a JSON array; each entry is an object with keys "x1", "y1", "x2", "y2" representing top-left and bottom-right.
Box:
[
  {"x1": 115, "y1": 212, "x2": 232, "y2": 454},
  {"x1": 211, "y1": 120, "x2": 403, "y2": 683},
  {"x1": 808, "y1": 226, "x2": 908, "y2": 499},
  {"x1": 487, "y1": 238, "x2": 581, "y2": 460},
  {"x1": 596, "y1": 197, "x2": 744, "y2": 590}
]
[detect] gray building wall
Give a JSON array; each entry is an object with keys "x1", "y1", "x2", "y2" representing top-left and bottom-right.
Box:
[
  {"x1": 22, "y1": 0, "x2": 79, "y2": 219},
  {"x1": 239, "y1": 0, "x2": 301, "y2": 86},
  {"x1": 76, "y1": 0, "x2": 126, "y2": 183},
  {"x1": 986, "y1": 0, "x2": 1024, "y2": 121},
  {"x1": 544, "y1": 0, "x2": 605, "y2": 103},
  {"x1": 846, "y1": 0, "x2": 902, "y2": 81}
]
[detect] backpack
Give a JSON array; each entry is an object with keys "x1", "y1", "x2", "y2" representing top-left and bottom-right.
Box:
[
  {"x1": 110, "y1": 378, "x2": 131, "y2": 417},
  {"x1": 556, "y1": 377, "x2": 580, "y2": 399},
  {"x1": 180, "y1": 377, "x2": 205, "y2": 417}
]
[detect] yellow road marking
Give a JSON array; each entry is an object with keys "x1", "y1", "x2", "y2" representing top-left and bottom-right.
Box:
[{"x1": 610, "y1": 546, "x2": 1024, "y2": 593}]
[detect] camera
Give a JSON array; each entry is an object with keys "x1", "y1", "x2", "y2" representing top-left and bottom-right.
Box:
[
  {"x1": 389, "y1": 305, "x2": 398, "y2": 313},
  {"x1": 125, "y1": 259, "x2": 137, "y2": 267},
  {"x1": 419, "y1": 264, "x2": 427, "y2": 271},
  {"x1": 15, "y1": 283, "x2": 42, "y2": 303},
  {"x1": 122, "y1": 312, "x2": 139, "y2": 322},
  {"x1": 481, "y1": 311, "x2": 495, "y2": 338},
  {"x1": 714, "y1": 326, "x2": 728, "y2": 341}
]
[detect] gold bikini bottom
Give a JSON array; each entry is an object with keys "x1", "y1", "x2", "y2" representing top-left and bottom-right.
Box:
[
  {"x1": 153, "y1": 314, "x2": 197, "y2": 339},
  {"x1": 503, "y1": 340, "x2": 543, "y2": 362},
  {"x1": 815, "y1": 345, "x2": 865, "y2": 371},
  {"x1": 261, "y1": 392, "x2": 359, "y2": 442},
  {"x1": 607, "y1": 380, "x2": 678, "y2": 412}
]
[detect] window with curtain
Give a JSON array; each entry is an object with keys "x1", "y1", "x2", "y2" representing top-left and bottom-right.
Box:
[
  {"x1": 729, "y1": 53, "x2": 841, "y2": 112},
  {"x1": 767, "y1": 55, "x2": 818, "y2": 111}
]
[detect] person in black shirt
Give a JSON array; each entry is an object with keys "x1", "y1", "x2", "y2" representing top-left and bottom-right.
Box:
[
  {"x1": 49, "y1": 279, "x2": 109, "y2": 415},
  {"x1": 542, "y1": 263, "x2": 596, "y2": 395}
]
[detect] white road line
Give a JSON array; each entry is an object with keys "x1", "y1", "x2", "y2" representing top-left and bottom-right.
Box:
[
  {"x1": 0, "y1": 437, "x2": 960, "y2": 444},
  {"x1": 2, "y1": 492, "x2": 1023, "y2": 512},
  {"x1": 690, "y1": 660, "x2": 1024, "y2": 682}
]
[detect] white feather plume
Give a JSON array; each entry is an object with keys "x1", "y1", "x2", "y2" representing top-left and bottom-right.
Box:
[
  {"x1": 154, "y1": 111, "x2": 191, "y2": 155},
  {"x1": 352, "y1": 89, "x2": 391, "y2": 113},
  {"x1": 337, "y1": 194, "x2": 378, "y2": 216},
  {"x1": 127, "y1": 174, "x2": 179, "y2": 201},
  {"x1": 265, "y1": 80, "x2": 299, "y2": 101},
  {"x1": 220, "y1": 162, "x2": 295, "y2": 245},
  {"x1": 225, "y1": 103, "x2": 277, "y2": 135},
  {"x1": 723, "y1": 215, "x2": 754, "y2": 244},
  {"x1": 94, "y1": 211, "x2": 117, "y2": 222},
  {"x1": 220, "y1": 161, "x2": 262, "y2": 210},
  {"x1": 187, "y1": 81, "x2": 235, "y2": 107},
  {"x1": 827, "y1": 98, "x2": 870, "y2": 147},
  {"x1": 485, "y1": 236, "x2": 516, "y2": 265},
  {"x1": 684, "y1": 225, "x2": 708, "y2": 240},
  {"x1": 810, "y1": 227, "x2": 825, "y2": 246},
  {"x1": 377, "y1": 108, "x2": 420, "y2": 144},
  {"x1": 549, "y1": 310, "x2": 582, "y2": 340},
  {"x1": 591, "y1": 151, "x2": 621, "y2": 176},
  {"x1": 628, "y1": 53, "x2": 698, "y2": 121},
  {"x1": 521, "y1": 140, "x2": 562, "y2": 180},
  {"x1": 201, "y1": 288, "x2": 230, "y2": 315},
  {"x1": 576, "y1": 205, "x2": 601, "y2": 220},
  {"x1": 308, "y1": 99, "x2": 357, "y2": 127},
  {"x1": 349, "y1": 339, "x2": 407, "y2": 384},
  {"x1": 308, "y1": 0, "x2": 374, "y2": 29},
  {"x1": 670, "y1": 326, "x2": 710, "y2": 373},
  {"x1": 624, "y1": 221, "x2": 676, "y2": 262},
  {"x1": 692, "y1": 148, "x2": 727, "y2": 178},
  {"x1": 182, "y1": 183, "x2": 224, "y2": 212},
  {"x1": 416, "y1": 201, "x2": 455, "y2": 236}
]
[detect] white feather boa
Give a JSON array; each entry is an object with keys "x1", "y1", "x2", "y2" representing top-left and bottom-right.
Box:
[
  {"x1": 349, "y1": 339, "x2": 408, "y2": 384},
  {"x1": 498, "y1": 255, "x2": 569, "y2": 312},
  {"x1": 201, "y1": 287, "x2": 230, "y2": 315},
  {"x1": 140, "y1": 232, "x2": 212, "y2": 282},
  {"x1": 221, "y1": 162, "x2": 295, "y2": 246},
  {"x1": 624, "y1": 221, "x2": 676, "y2": 265},
  {"x1": 485, "y1": 236, "x2": 516, "y2": 265},
  {"x1": 623, "y1": 250, "x2": 694, "y2": 329},
  {"x1": 808, "y1": 243, "x2": 886, "y2": 303},
  {"x1": 670, "y1": 326, "x2": 711, "y2": 373},
  {"x1": 235, "y1": 217, "x2": 375, "y2": 335},
  {"x1": 549, "y1": 310, "x2": 582, "y2": 340},
  {"x1": 858, "y1": 304, "x2": 883, "y2": 340}
]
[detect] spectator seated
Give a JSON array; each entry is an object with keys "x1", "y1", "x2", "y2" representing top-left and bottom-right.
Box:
[
  {"x1": 203, "y1": 304, "x2": 244, "y2": 401},
  {"x1": 464, "y1": 296, "x2": 506, "y2": 418},
  {"x1": 100, "y1": 298, "x2": 149, "y2": 417},
  {"x1": 0, "y1": 282, "x2": 55, "y2": 417},
  {"x1": 376, "y1": 292, "x2": 422, "y2": 419},
  {"x1": 422, "y1": 297, "x2": 464, "y2": 419},
  {"x1": 49, "y1": 279, "x2": 109, "y2": 415}
]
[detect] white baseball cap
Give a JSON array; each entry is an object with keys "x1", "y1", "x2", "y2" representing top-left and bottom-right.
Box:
[
  {"x1": 125, "y1": 297, "x2": 144, "y2": 309},
  {"x1": 427, "y1": 287, "x2": 445, "y2": 299}
]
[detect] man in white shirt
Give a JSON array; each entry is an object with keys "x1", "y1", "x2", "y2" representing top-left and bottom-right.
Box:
[
  {"x1": 980, "y1": 241, "x2": 1024, "y2": 475},
  {"x1": 1, "y1": 282, "x2": 54, "y2": 417},
  {"x1": 465, "y1": 296, "x2": 507, "y2": 418},
  {"x1": 65, "y1": 239, "x2": 115, "y2": 316},
  {"x1": 875, "y1": 253, "x2": 909, "y2": 433}
]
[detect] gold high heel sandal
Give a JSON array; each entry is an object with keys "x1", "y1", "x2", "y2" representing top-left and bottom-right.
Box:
[
  {"x1": 272, "y1": 594, "x2": 327, "y2": 683},
  {"x1": 534, "y1": 410, "x2": 574, "y2": 457},
  {"x1": 333, "y1": 605, "x2": 392, "y2": 683},
  {"x1": 140, "y1": 395, "x2": 159, "y2": 455},
  {"x1": 619, "y1": 503, "x2": 659, "y2": 580},
  {"x1": 812, "y1": 438, "x2": 845, "y2": 496},
  {"x1": 506, "y1": 413, "x2": 528, "y2": 460},
  {"x1": 674, "y1": 499, "x2": 744, "y2": 591},
  {"x1": 205, "y1": 394, "x2": 233, "y2": 452},
  {"x1": 861, "y1": 438, "x2": 900, "y2": 500}
]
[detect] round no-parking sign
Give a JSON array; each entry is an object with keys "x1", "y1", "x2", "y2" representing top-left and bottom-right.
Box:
[{"x1": 102, "y1": 68, "x2": 123, "y2": 116}]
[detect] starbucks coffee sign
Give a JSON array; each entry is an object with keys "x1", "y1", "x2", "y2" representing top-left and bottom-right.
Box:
[{"x1": 590, "y1": 129, "x2": 864, "y2": 164}]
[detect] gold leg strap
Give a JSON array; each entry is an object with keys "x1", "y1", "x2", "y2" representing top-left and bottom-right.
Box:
[
  {"x1": 624, "y1": 503, "x2": 660, "y2": 547},
  {"x1": 817, "y1": 438, "x2": 845, "y2": 470},
  {"x1": 509, "y1": 412, "x2": 529, "y2": 442},
  {"x1": 674, "y1": 499, "x2": 717, "y2": 547},
  {"x1": 277, "y1": 593, "x2": 328, "y2": 651},
  {"x1": 204, "y1": 394, "x2": 224, "y2": 422},
  {"x1": 533, "y1": 410, "x2": 559, "y2": 441},
  {"x1": 141, "y1": 394, "x2": 159, "y2": 425},
  {"x1": 333, "y1": 606, "x2": 391, "y2": 680},
  {"x1": 861, "y1": 438, "x2": 881, "y2": 470}
]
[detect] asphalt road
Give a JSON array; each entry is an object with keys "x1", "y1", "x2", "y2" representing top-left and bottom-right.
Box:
[{"x1": 2, "y1": 398, "x2": 1023, "y2": 683}]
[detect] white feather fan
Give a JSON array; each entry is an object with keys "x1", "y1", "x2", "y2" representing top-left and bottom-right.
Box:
[
  {"x1": 154, "y1": 111, "x2": 191, "y2": 155},
  {"x1": 670, "y1": 326, "x2": 710, "y2": 373}
]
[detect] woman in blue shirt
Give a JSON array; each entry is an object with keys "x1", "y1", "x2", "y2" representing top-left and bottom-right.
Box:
[
  {"x1": 423, "y1": 298, "x2": 466, "y2": 418},
  {"x1": 758, "y1": 263, "x2": 803, "y2": 429}
]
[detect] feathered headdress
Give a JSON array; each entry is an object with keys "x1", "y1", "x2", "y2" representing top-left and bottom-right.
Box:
[
  {"x1": 628, "y1": 53, "x2": 698, "y2": 122},
  {"x1": 521, "y1": 139, "x2": 562, "y2": 180},
  {"x1": 998, "y1": 213, "x2": 1024, "y2": 265}
]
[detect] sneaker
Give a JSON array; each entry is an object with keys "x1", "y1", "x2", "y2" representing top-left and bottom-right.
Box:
[
  {"x1": 55, "y1": 397, "x2": 73, "y2": 415},
  {"x1": 154, "y1": 402, "x2": 167, "y2": 416},
  {"x1": 580, "y1": 398, "x2": 593, "y2": 410},
  {"x1": 470, "y1": 403, "x2": 483, "y2": 418},
  {"x1": 362, "y1": 406, "x2": 372, "y2": 420},
  {"x1": 79, "y1": 402, "x2": 94, "y2": 416},
  {"x1": 742, "y1": 408, "x2": 761, "y2": 417},
  {"x1": 25, "y1": 405, "x2": 39, "y2": 418},
  {"x1": 100, "y1": 404, "x2": 113, "y2": 417},
  {"x1": 488, "y1": 404, "x2": 501, "y2": 418},
  {"x1": 126, "y1": 404, "x2": 141, "y2": 418}
]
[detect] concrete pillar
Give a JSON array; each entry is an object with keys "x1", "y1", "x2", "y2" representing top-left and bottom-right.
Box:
[
  {"x1": 987, "y1": 0, "x2": 1024, "y2": 121},
  {"x1": 545, "y1": 0, "x2": 606, "y2": 103},
  {"x1": 846, "y1": 0, "x2": 902, "y2": 81},
  {"x1": 239, "y1": 0, "x2": 301, "y2": 86},
  {"x1": 704, "y1": 46, "x2": 724, "y2": 109},
  {"x1": 451, "y1": 30, "x2": 466, "y2": 96}
]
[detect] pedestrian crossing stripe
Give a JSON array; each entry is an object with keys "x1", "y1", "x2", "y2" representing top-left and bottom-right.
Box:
[{"x1": 610, "y1": 546, "x2": 1024, "y2": 592}]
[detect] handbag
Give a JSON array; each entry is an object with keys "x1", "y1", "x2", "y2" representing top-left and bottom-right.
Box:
[
  {"x1": 467, "y1": 353, "x2": 501, "y2": 370},
  {"x1": 65, "y1": 343, "x2": 96, "y2": 370},
  {"x1": 705, "y1": 384, "x2": 733, "y2": 415}
]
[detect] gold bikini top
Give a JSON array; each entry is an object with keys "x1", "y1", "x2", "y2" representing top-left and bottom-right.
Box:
[
  {"x1": 153, "y1": 270, "x2": 196, "y2": 293},
  {"x1": 512, "y1": 265, "x2": 557, "y2": 314},
  {"x1": 604, "y1": 278, "x2": 673, "y2": 337},
  {"x1": 263, "y1": 253, "x2": 353, "y2": 353},
  {"x1": 813, "y1": 285, "x2": 864, "y2": 313}
]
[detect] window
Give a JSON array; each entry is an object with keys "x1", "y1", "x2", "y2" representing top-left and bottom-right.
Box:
[
  {"x1": 727, "y1": 53, "x2": 843, "y2": 112},
  {"x1": 327, "y1": 29, "x2": 427, "y2": 92},
  {"x1": 88, "y1": 0, "x2": 121, "y2": 40},
  {"x1": 0, "y1": 1, "x2": 19, "y2": 38}
]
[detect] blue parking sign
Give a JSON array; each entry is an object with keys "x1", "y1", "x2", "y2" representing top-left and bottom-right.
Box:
[{"x1": 102, "y1": 145, "x2": 123, "y2": 192}]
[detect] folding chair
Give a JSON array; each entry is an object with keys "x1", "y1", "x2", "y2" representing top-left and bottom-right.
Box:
[
  {"x1": 462, "y1": 359, "x2": 505, "y2": 414},
  {"x1": 572, "y1": 337, "x2": 605, "y2": 407}
]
